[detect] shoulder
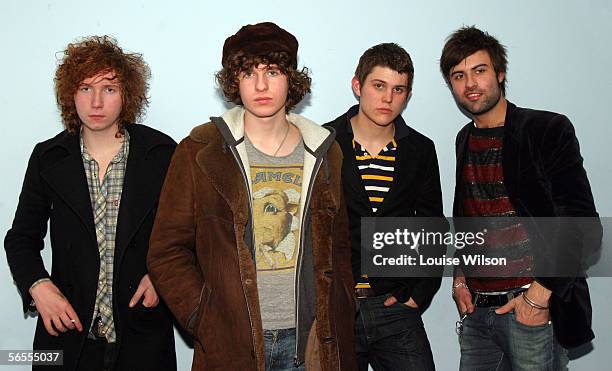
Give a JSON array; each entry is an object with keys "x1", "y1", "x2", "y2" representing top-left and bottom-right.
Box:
[
  {"x1": 31, "y1": 131, "x2": 77, "y2": 168},
  {"x1": 127, "y1": 124, "x2": 176, "y2": 147},
  {"x1": 511, "y1": 105, "x2": 574, "y2": 139},
  {"x1": 324, "y1": 110, "x2": 354, "y2": 144},
  {"x1": 34, "y1": 130, "x2": 72, "y2": 154},
  {"x1": 323, "y1": 112, "x2": 346, "y2": 131},
  {"x1": 455, "y1": 122, "x2": 472, "y2": 146},
  {"x1": 399, "y1": 124, "x2": 437, "y2": 153},
  {"x1": 188, "y1": 121, "x2": 222, "y2": 144}
]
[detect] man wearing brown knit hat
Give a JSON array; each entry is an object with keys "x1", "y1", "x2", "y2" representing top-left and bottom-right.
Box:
[{"x1": 147, "y1": 22, "x2": 357, "y2": 370}]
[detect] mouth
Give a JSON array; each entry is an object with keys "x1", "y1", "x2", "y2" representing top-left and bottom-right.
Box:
[
  {"x1": 88, "y1": 115, "x2": 106, "y2": 121},
  {"x1": 376, "y1": 108, "x2": 392, "y2": 114},
  {"x1": 255, "y1": 97, "x2": 272, "y2": 103},
  {"x1": 465, "y1": 92, "x2": 483, "y2": 102}
]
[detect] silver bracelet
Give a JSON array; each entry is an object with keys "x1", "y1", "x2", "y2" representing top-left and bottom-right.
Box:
[
  {"x1": 522, "y1": 292, "x2": 549, "y2": 310},
  {"x1": 452, "y1": 282, "x2": 469, "y2": 297}
]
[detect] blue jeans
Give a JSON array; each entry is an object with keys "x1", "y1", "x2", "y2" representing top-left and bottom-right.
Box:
[
  {"x1": 459, "y1": 307, "x2": 569, "y2": 371},
  {"x1": 355, "y1": 294, "x2": 435, "y2": 371},
  {"x1": 263, "y1": 328, "x2": 305, "y2": 371}
]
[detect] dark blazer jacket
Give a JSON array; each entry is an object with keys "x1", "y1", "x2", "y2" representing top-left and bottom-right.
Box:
[
  {"x1": 453, "y1": 101, "x2": 602, "y2": 348},
  {"x1": 4, "y1": 124, "x2": 177, "y2": 370},
  {"x1": 326, "y1": 105, "x2": 447, "y2": 312}
]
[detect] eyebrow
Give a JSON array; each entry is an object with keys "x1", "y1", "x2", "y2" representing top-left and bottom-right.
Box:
[
  {"x1": 370, "y1": 79, "x2": 408, "y2": 88},
  {"x1": 451, "y1": 63, "x2": 489, "y2": 76},
  {"x1": 78, "y1": 81, "x2": 120, "y2": 87}
]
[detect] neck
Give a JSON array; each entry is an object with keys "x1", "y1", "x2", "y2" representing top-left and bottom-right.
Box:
[
  {"x1": 243, "y1": 109, "x2": 290, "y2": 143},
  {"x1": 351, "y1": 110, "x2": 395, "y2": 143},
  {"x1": 82, "y1": 124, "x2": 123, "y2": 154},
  {"x1": 474, "y1": 96, "x2": 507, "y2": 128}
]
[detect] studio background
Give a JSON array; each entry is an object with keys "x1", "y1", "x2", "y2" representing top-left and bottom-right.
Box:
[{"x1": 1, "y1": 1, "x2": 610, "y2": 370}]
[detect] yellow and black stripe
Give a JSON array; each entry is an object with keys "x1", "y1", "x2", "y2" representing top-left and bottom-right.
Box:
[{"x1": 353, "y1": 139, "x2": 397, "y2": 213}]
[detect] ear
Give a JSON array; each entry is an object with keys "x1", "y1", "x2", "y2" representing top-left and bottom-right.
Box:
[
  {"x1": 351, "y1": 76, "x2": 362, "y2": 97},
  {"x1": 497, "y1": 71, "x2": 506, "y2": 84}
]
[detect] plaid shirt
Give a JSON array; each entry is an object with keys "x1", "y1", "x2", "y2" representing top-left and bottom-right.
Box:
[{"x1": 81, "y1": 131, "x2": 130, "y2": 343}]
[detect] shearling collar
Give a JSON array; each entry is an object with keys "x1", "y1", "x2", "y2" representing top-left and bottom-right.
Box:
[{"x1": 206, "y1": 106, "x2": 336, "y2": 158}]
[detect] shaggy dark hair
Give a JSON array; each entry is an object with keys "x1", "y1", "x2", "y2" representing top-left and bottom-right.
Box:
[
  {"x1": 355, "y1": 43, "x2": 414, "y2": 90},
  {"x1": 215, "y1": 51, "x2": 311, "y2": 111},
  {"x1": 440, "y1": 26, "x2": 508, "y2": 94},
  {"x1": 54, "y1": 35, "x2": 151, "y2": 135}
]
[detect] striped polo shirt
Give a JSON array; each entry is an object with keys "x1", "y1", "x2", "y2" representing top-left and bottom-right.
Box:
[{"x1": 353, "y1": 138, "x2": 397, "y2": 213}]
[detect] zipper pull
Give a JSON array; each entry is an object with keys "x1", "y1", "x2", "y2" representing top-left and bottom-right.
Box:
[{"x1": 293, "y1": 354, "x2": 301, "y2": 368}]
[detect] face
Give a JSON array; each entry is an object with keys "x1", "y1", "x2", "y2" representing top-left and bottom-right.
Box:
[
  {"x1": 74, "y1": 70, "x2": 122, "y2": 134},
  {"x1": 449, "y1": 50, "x2": 505, "y2": 116},
  {"x1": 239, "y1": 64, "x2": 289, "y2": 121},
  {"x1": 352, "y1": 65, "x2": 410, "y2": 127},
  {"x1": 253, "y1": 191, "x2": 293, "y2": 248}
]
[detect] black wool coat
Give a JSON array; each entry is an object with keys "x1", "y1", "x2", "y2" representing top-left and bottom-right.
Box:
[{"x1": 4, "y1": 124, "x2": 177, "y2": 370}]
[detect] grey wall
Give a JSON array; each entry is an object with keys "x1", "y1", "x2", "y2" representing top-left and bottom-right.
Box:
[{"x1": 1, "y1": 1, "x2": 610, "y2": 370}]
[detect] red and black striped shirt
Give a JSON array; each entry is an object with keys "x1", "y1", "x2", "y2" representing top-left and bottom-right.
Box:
[{"x1": 463, "y1": 126, "x2": 533, "y2": 292}]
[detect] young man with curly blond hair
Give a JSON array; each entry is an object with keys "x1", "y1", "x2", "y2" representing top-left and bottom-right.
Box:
[
  {"x1": 4, "y1": 36, "x2": 176, "y2": 370},
  {"x1": 147, "y1": 22, "x2": 356, "y2": 370}
]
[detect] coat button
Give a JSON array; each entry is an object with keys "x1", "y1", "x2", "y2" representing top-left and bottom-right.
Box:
[
  {"x1": 244, "y1": 278, "x2": 253, "y2": 285},
  {"x1": 251, "y1": 350, "x2": 256, "y2": 358}
]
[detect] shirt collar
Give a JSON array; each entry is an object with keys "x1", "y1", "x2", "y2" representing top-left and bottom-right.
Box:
[{"x1": 80, "y1": 129, "x2": 130, "y2": 164}]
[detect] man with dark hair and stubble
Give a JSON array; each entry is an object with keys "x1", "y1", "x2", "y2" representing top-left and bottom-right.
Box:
[
  {"x1": 440, "y1": 26, "x2": 601, "y2": 370},
  {"x1": 325, "y1": 43, "x2": 445, "y2": 371},
  {"x1": 4, "y1": 36, "x2": 177, "y2": 370},
  {"x1": 147, "y1": 22, "x2": 356, "y2": 370}
]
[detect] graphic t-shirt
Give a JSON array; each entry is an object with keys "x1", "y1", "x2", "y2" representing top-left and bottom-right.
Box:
[{"x1": 245, "y1": 134, "x2": 304, "y2": 330}]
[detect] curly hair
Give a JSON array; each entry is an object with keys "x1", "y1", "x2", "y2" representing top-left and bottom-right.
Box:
[
  {"x1": 440, "y1": 26, "x2": 508, "y2": 94},
  {"x1": 54, "y1": 35, "x2": 151, "y2": 135},
  {"x1": 355, "y1": 43, "x2": 414, "y2": 90},
  {"x1": 215, "y1": 51, "x2": 311, "y2": 111}
]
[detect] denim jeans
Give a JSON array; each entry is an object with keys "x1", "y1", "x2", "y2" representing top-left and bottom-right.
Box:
[
  {"x1": 355, "y1": 294, "x2": 435, "y2": 371},
  {"x1": 459, "y1": 306, "x2": 569, "y2": 371},
  {"x1": 263, "y1": 328, "x2": 305, "y2": 371}
]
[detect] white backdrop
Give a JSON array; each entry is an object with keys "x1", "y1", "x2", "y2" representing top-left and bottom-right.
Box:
[{"x1": 1, "y1": 1, "x2": 610, "y2": 370}]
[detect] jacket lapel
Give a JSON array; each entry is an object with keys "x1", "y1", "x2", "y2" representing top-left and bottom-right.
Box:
[
  {"x1": 115, "y1": 130, "x2": 164, "y2": 260},
  {"x1": 454, "y1": 124, "x2": 470, "y2": 217},
  {"x1": 195, "y1": 133, "x2": 250, "y2": 222},
  {"x1": 335, "y1": 114, "x2": 373, "y2": 213},
  {"x1": 376, "y1": 119, "x2": 413, "y2": 215},
  {"x1": 40, "y1": 134, "x2": 96, "y2": 240},
  {"x1": 501, "y1": 102, "x2": 521, "y2": 205}
]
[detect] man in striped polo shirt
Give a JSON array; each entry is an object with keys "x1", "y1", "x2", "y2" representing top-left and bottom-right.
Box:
[
  {"x1": 326, "y1": 43, "x2": 445, "y2": 371},
  {"x1": 440, "y1": 26, "x2": 601, "y2": 370}
]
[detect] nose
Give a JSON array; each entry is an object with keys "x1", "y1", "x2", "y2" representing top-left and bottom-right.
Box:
[
  {"x1": 465, "y1": 72, "x2": 477, "y2": 90},
  {"x1": 382, "y1": 87, "x2": 393, "y2": 103},
  {"x1": 255, "y1": 73, "x2": 268, "y2": 92},
  {"x1": 92, "y1": 89, "x2": 103, "y2": 108}
]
